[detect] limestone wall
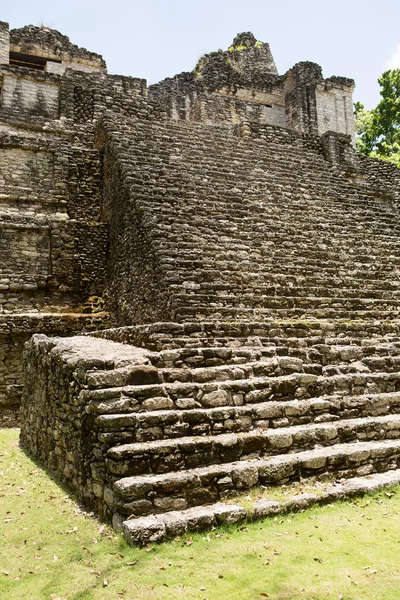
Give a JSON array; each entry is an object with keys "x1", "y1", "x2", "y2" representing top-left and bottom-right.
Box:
[
  {"x1": 0, "y1": 145, "x2": 56, "y2": 189},
  {"x1": 0, "y1": 46, "x2": 162, "y2": 426},
  {"x1": 9, "y1": 24, "x2": 106, "y2": 73},
  {"x1": 0, "y1": 21, "x2": 9, "y2": 65},
  {"x1": 1, "y1": 225, "x2": 50, "y2": 277},
  {"x1": 0, "y1": 120, "x2": 108, "y2": 423},
  {"x1": 190, "y1": 92, "x2": 286, "y2": 127},
  {"x1": 150, "y1": 39, "x2": 355, "y2": 140},
  {"x1": 99, "y1": 138, "x2": 169, "y2": 325},
  {"x1": 316, "y1": 79, "x2": 355, "y2": 143},
  {"x1": 0, "y1": 133, "x2": 107, "y2": 308},
  {"x1": 0, "y1": 69, "x2": 60, "y2": 120},
  {"x1": 360, "y1": 155, "x2": 400, "y2": 207}
]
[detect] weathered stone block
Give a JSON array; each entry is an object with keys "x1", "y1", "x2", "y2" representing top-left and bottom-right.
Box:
[{"x1": 123, "y1": 516, "x2": 166, "y2": 546}]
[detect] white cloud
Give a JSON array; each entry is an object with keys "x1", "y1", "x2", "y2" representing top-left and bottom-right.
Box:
[{"x1": 387, "y1": 44, "x2": 400, "y2": 69}]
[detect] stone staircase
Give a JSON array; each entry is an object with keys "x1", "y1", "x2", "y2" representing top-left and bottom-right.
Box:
[
  {"x1": 20, "y1": 319, "x2": 393, "y2": 543},
  {"x1": 19, "y1": 114, "x2": 400, "y2": 542},
  {"x1": 101, "y1": 117, "x2": 400, "y2": 325}
]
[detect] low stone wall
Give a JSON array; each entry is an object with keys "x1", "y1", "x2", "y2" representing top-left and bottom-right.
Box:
[{"x1": 20, "y1": 334, "x2": 152, "y2": 515}]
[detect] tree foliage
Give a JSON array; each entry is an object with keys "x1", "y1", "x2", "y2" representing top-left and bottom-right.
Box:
[{"x1": 355, "y1": 69, "x2": 400, "y2": 168}]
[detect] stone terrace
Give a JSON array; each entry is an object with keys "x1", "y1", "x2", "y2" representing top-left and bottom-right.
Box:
[{"x1": 21, "y1": 316, "x2": 400, "y2": 544}]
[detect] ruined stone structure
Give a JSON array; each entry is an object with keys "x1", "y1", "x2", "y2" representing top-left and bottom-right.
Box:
[{"x1": 2, "y1": 23, "x2": 400, "y2": 544}]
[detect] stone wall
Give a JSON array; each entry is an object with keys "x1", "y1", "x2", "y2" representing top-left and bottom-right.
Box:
[
  {"x1": 0, "y1": 26, "x2": 168, "y2": 425},
  {"x1": 99, "y1": 129, "x2": 169, "y2": 325},
  {"x1": 282, "y1": 62, "x2": 354, "y2": 141},
  {"x1": 20, "y1": 334, "x2": 152, "y2": 514},
  {"x1": 150, "y1": 35, "x2": 355, "y2": 140},
  {"x1": 0, "y1": 145, "x2": 56, "y2": 189},
  {"x1": 0, "y1": 64, "x2": 111, "y2": 423},
  {"x1": 9, "y1": 24, "x2": 106, "y2": 73},
  {"x1": 189, "y1": 92, "x2": 286, "y2": 127},
  {"x1": 149, "y1": 38, "x2": 286, "y2": 126},
  {"x1": 360, "y1": 154, "x2": 400, "y2": 207},
  {"x1": 0, "y1": 68, "x2": 60, "y2": 120},
  {"x1": 0, "y1": 132, "x2": 107, "y2": 309},
  {"x1": 316, "y1": 78, "x2": 355, "y2": 143},
  {"x1": 0, "y1": 21, "x2": 9, "y2": 65}
]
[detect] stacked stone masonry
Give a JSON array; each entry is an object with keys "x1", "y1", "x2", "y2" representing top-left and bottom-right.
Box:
[
  {"x1": 0, "y1": 22, "x2": 162, "y2": 424},
  {"x1": 2, "y1": 22, "x2": 400, "y2": 543}
]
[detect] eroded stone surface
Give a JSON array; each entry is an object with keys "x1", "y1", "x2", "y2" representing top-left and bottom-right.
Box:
[
  {"x1": 120, "y1": 469, "x2": 400, "y2": 545},
  {"x1": 6, "y1": 21, "x2": 400, "y2": 550}
]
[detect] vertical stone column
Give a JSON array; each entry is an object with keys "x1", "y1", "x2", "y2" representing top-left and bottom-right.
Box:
[
  {"x1": 284, "y1": 62, "x2": 323, "y2": 136},
  {"x1": 0, "y1": 21, "x2": 10, "y2": 65},
  {"x1": 315, "y1": 77, "x2": 356, "y2": 144}
]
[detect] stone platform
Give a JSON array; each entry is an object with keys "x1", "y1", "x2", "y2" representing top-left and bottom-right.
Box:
[{"x1": 20, "y1": 319, "x2": 400, "y2": 544}]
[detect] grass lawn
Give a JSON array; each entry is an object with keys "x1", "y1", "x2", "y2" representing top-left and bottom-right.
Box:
[{"x1": 1, "y1": 428, "x2": 400, "y2": 600}]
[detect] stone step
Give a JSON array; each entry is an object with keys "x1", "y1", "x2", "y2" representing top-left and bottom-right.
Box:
[
  {"x1": 105, "y1": 414, "x2": 400, "y2": 478},
  {"x1": 96, "y1": 391, "x2": 400, "y2": 447},
  {"x1": 153, "y1": 203, "x2": 397, "y2": 220},
  {"x1": 154, "y1": 205, "x2": 399, "y2": 226},
  {"x1": 175, "y1": 306, "x2": 400, "y2": 322},
  {"x1": 324, "y1": 356, "x2": 400, "y2": 375},
  {"x1": 159, "y1": 238, "x2": 400, "y2": 257},
  {"x1": 158, "y1": 251, "x2": 400, "y2": 274},
  {"x1": 108, "y1": 438, "x2": 400, "y2": 517},
  {"x1": 171, "y1": 293, "x2": 400, "y2": 310},
  {"x1": 156, "y1": 238, "x2": 400, "y2": 261},
  {"x1": 183, "y1": 282, "x2": 400, "y2": 300},
  {"x1": 172, "y1": 291, "x2": 400, "y2": 309},
  {"x1": 151, "y1": 345, "x2": 279, "y2": 368},
  {"x1": 120, "y1": 469, "x2": 400, "y2": 545},
  {"x1": 89, "y1": 372, "x2": 400, "y2": 434},
  {"x1": 160, "y1": 357, "x2": 307, "y2": 384},
  {"x1": 142, "y1": 334, "x2": 400, "y2": 352},
  {"x1": 157, "y1": 222, "x2": 400, "y2": 242},
  {"x1": 149, "y1": 342, "x2": 400, "y2": 369},
  {"x1": 156, "y1": 228, "x2": 400, "y2": 246},
  {"x1": 234, "y1": 271, "x2": 400, "y2": 289},
  {"x1": 86, "y1": 357, "x2": 303, "y2": 390},
  {"x1": 170, "y1": 282, "x2": 400, "y2": 308},
  {"x1": 96, "y1": 320, "x2": 400, "y2": 352}
]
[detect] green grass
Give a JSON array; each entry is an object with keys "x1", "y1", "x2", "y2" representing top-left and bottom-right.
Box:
[
  {"x1": 2, "y1": 428, "x2": 400, "y2": 600},
  {"x1": 233, "y1": 476, "x2": 336, "y2": 513}
]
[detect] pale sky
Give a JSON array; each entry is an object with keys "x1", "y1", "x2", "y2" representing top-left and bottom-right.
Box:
[{"x1": 2, "y1": 0, "x2": 400, "y2": 109}]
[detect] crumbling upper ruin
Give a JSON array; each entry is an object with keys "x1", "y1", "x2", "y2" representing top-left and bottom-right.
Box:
[{"x1": 150, "y1": 30, "x2": 356, "y2": 140}]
